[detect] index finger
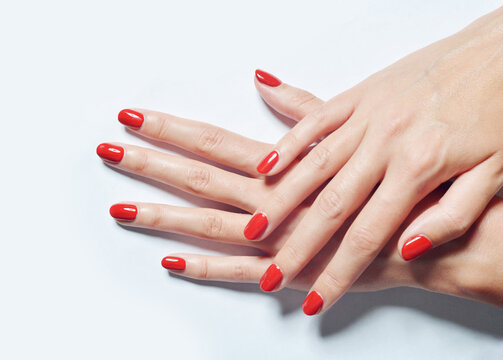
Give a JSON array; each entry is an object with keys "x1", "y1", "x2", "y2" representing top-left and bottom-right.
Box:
[
  {"x1": 118, "y1": 108, "x2": 269, "y2": 175},
  {"x1": 304, "y1": 174, "x2": 424, "y2": 315}
]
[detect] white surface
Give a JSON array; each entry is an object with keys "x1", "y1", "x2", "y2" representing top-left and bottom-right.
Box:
[{"x1": 1, "y1": 0, "x2": 502, "y2": 359}]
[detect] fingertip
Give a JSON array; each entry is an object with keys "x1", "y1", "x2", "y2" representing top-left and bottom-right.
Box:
[
  {"x1": 256, "y1": 150, "x2": 279, "y2": 174},
  {"x1": 401, "y1": 235, "x2": 433, "y2": 261},
  {"x1": 244, "y1": 212, "x2": 268, "y2": 240},
  {"x1": 255, "y1": 69, "x2": 282, "y2": 87},
  {"x1": 109, "y1": 203, "x2": 137, "y2": 222},
  {"x1": 161, "y1": 256, "x2": 186, "y2": 270},
  {"x1": 118, "y1": 109, "x2": 144, "y2": 128},
  {"x1": 302, "y1": 291, "x2": 324, "y2": 316}
]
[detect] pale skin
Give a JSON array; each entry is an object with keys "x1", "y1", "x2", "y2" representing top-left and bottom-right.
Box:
[
  {"x1": 248, "y1": 7, "x2": 503, "y2": 312},
  {"x1": 99, "y1": 83, "x2": 503, "y2": 309}
]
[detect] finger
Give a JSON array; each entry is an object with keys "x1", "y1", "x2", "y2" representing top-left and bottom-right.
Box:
[
  {"x1": 254, "y1": 69, "x2": 324, "y2": 122},
  {"x1": 96, "y1": 143, "x2": 261, "y2": 212},
  {"x1": 243, "y1": 122, "x2": 365, "y2": 240},
  {"x1": 397, "y1": 156, "x2": 503, "y2": 261},
  {"x1": 255, "y1": 93, "x2": 357, "y2": 175},
  {"x1": 256, "y1": 144, "x2": 384, "y2": 293},
  {"x1": 160, "y1": 253, "x2": 270, "y2": 283},
  {"x1": 306, "y1": 172, "x2": 427, "y2": 315},
  {"x1": 117, "y1": 108, "x2": 269, "y2": 175},
  {"x1": 109, "y1": 202, "x2": 255, "y2": 247}
]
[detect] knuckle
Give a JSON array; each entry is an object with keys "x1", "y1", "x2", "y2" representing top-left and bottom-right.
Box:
[
  {"x1": 317, "y1": 189, "x2": 344, "y2": 220},
  {"x1": 201, "y1": 212, "x2": 223, "y2": 239},
  {"x1": 152, "y1": 116, "x2": 171, "y2": 140},
  {"x1": 196, "y1": 127, "x2": 224, "y2": 155},
  {"x1": 232, "y1": 263, "x2": 249, "y2": 281},
  {"x1": 187, "y1": 167, "x2": 211, "y2": 193},
  {"x1": 308, "y1": 107, "x2": 328, "y2": 125},
  {"x1": 270, "y1": 191, "x2": 289, "y2": 209},
  {"x1": 148, "y1": 207, "x2": 163, "y2": 228},
  {"x1": 307, "y1": 145, "x2": 332, "y2": 170},
  {"x1": 282, "y1": 244, "x2": 304, "y2": 269},
  {"x1": 347, "y1": 227, "x2": 381, "y2": 255},
  {"x1": 290, "y1": 91, "x2": 317, "y2": 112},
  {"x1": 197, "y1": 257, "x2": 209, "y2": 280},
  {"x1": 441, "y1": 206, "x2": 470, "y2": 237},
  {"x1": 321, "y1": 268, "x2": 348, "y2": 292},
  {"x1": 281, "y1": 130, "x2": 300, "y2": 149},
  {"x1": 131, "y1": 150, "x2": 150, "y2": 173}
]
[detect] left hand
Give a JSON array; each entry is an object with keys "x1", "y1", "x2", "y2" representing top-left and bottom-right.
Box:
[{"x1": 246, "y1": 7, "x2": 503, "y2": 313}]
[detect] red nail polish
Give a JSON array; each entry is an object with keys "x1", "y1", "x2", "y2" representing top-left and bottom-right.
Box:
[
  {"x1": 118, "y1": 109, "x2": 144, "y2": 128},
  {"x1": 161, "y1": 256, "x2": 186, "y2": 270},
  {"x1": 260, "y1": 264, "x2": 283, "y2": 292},
  {"x1": 255, "y1": 69, "x2": 282, "y2": 87},
  {"x1": 402, "y1": 235, "x2": 433, "y2": 261},
  {"x1": 96, "y1": 143, "x2": 124, "y2": 163},
  {"x1": 244, "y1": 212, "x2": 268, "y2": 240},
  {"x1": 109, "y1": 203, "x2": 137, "y2": 221},
  {"x1": 257, "y1": 151, "x2": 279, "y2": 174},
  {"x1": 302, "y1": 291, "x2": 323, "y2": 316}
]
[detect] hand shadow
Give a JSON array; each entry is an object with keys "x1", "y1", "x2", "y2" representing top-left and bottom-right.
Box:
[
  {"x1": 170, "y1": 269, "x2": 503, "y2": 338},
  {"x1": 144, "y1": 227, "x2": 503, "y2": 339}
]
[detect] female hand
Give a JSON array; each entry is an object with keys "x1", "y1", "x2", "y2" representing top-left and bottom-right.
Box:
[
  {"x1": 97, "y1": 86, "x2": 503, "y2": 313},
  {"x1": 247, "y1": 7, "x2": 503, "y2": 313}
]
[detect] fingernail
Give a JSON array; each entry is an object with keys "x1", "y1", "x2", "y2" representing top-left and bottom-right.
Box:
[
  {"x1": 118, "y1": 109, "x2": 144, "y2": 128},
  {"x1": 402, "y1": 235, "x2": 433, "y2": 261},
  {"x1": 109, "y1": 203, "x2": 137, "y2": 221},
  {"x1": 260, "y1": 264, "x2": 283, "y2": 292},
  {"x1": 96, "y1": 143, "x2": 124, "y2": 163},
  {"x1": 244, "y1": 212, "x2": 268, "y2": 240},
  {"x1": 302, "y1": 291, "x2": 323, "y2": 316},
  {"x1": 161, "y1": 256, "x2": 186, "y2": 270},
  {"x1": 255, "y1": 69, "x2": 282, "y2": 87},
  {"x1": 257, "y1": 151, "x2": 279, "y2": 174}
]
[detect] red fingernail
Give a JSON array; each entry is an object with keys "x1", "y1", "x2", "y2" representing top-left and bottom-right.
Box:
[
  {"x1": 402, "y1": 235, "x2": 433, "y2": 261},
  {"x1": 257, "y1": 151, "x2": 279, "y2": 174},
  {"x1": 260, "y1": 264, "x2": 283, "y2": 292},
  {"x1": 244, "y1": 212, "x2": 268, "y2": 240},
  {"x1": 118, "y1": 109, "x2": 144, "y2": 128},
  {"x1": 96, "y1": 143, "x2": 124, "y2": 163},
  {"x1": 255, "y1": 69, "x2": 282, "y2": 87},
  {"x1": 109, "y1": 203, "x2": 137, "y2": 221},
  {"x1": 302, "y1": 291, "x2": 323, "y2": 316},
  {"x1": 161, "y1": 256, "x2": 186, "y2": 270}
]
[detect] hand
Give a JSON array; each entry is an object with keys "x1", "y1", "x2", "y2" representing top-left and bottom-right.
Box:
[
  {"x1": 246, "y1": 7, "x2": 503, "y2": 313},
  {"x1": 97, "y1": 85, "x2": 503, "y2": 313}
]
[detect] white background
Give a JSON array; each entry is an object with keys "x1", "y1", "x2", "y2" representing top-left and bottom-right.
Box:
[{"x1": 1, "y1": 0, "x2": 503, "y2": 359}]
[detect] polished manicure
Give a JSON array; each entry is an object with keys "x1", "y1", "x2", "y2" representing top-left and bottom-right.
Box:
[
  {"x1": 302, "y1": 291, "x2": 323, "y2": 316},
  {"x1": 161, "y1": 256, "x2": 186, "y2": 270},
  {"x1": 401, "y1": 235, "x2": 433, "y2": 261},
  {"x1": 244, "y1": 212, "x2": 268, "y2": 240},
  {"x1": 109, "y1": 203, "x2": 137, "y2": 221},
  {"x1": 96, "y1": 143, "x2": 124, "y2": 163},
  {"x1": 260, "y1": 264, "x2": 283, "y2": 292},
  {"x1": 255, "y1": 69, "x2": 282, "y2": 87},
  {"x1": 257, "y1": 151, "x2": 279, "y2": 174},
  {"x1": 118, "y1": 109, "x2": 144, "y2": 128}
]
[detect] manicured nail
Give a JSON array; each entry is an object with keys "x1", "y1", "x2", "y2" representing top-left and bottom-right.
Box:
[
  {"x1": 244, "y1": 212, "x2": 268, "y2": 240},
  {"x1": 401, "y1": 235, "x2": 433, "y2": 261},
  {"x1": 302, "y1": 291, "x2": 323, "y2": 316},
  {"x1": 257, "y1": 151, "x2": 279, "y2": 174},
  {"x1": 255, "y1": 69, "x2": 282, "y2": 87},
  {"x1": 109, "y1": 203, "x2": 137, "y2": 221},
  {"x1": 161, "y1": 256, "x2": 186, "y2": 270},
  {"x1": 96, "y1": 143, "x2": 124, "y2": 163},
  {"x1": 260, "y1": 264, "x2": 283, "y2": 292},
  {"x1": 118, "y1": 109, "x2": 144, "y2": 128}
]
